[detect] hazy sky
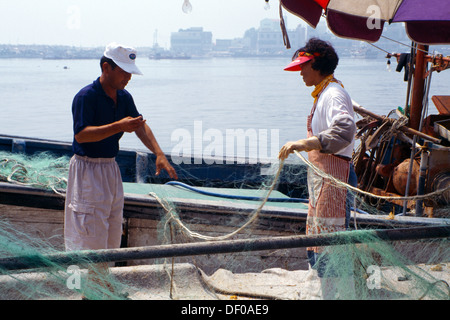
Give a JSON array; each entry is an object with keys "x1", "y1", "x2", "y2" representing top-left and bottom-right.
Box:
[{"x1": 0, "y1": 0, "x2": 305, "y2": 48}]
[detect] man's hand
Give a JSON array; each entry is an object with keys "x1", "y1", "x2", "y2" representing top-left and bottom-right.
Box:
[
  {"x1": 156, "y1": 154, "x2": 178, "y2": 180},
  {"x1": 133, "y1": 122, "x2": 178, "y2": 180},
  {"x1": 278, "y1": 136, "x2": 322, "y2": 160},
  {"x1": 75, "y1": 115, "x2": 146, "y2": 144},
  {"x1": 118, "y1": 115, "x2": 146, "y2": 133}
]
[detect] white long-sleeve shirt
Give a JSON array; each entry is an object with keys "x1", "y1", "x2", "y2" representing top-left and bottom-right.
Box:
[{"x1": 311, "y1": 82, "x2": 356, "y2": 159}]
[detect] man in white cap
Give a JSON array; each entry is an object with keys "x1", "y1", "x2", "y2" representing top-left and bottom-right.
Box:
[{"x1": 64, "y1": 42, "x2": 177, "y2": 299}]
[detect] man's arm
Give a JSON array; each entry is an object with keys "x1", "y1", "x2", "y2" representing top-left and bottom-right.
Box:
[
  {"x1": 135, "y1": 123, "x2": 178, "y2": 179},
  {"x1": 75, "y1": 116, "x2": 145, "y2": 143}
]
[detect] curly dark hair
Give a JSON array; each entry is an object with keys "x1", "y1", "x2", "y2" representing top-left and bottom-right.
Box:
[{"x1": 292, "y1": 38, "x2": 339, "y2": 76}]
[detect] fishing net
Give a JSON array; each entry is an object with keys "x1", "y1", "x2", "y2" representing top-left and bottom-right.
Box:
[
  {"x1": 0, "y1": 151, "x2": 68, "y2": 192},
  {"x1": 0, "y1": 149, "x2": 448, "y2": 301}
]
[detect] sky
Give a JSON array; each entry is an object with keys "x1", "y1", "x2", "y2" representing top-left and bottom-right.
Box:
[{"x1": 0, "y1": 0, "x2": 305, "y2": 48}]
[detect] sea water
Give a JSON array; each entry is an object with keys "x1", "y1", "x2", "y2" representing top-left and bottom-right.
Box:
[{"x1": 1, "y1": 56, "x2": 449, "y2": 160}]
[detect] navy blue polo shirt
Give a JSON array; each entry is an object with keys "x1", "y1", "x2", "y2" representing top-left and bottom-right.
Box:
[{"x1": 72, "y1": 77, "x2": 140, "y2": 158}]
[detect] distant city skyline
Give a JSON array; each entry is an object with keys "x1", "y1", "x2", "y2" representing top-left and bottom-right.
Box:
[
  {"x1": 0, "y1": 0, "x2": 307, "y2": 49},
  {"x1": 2, "y1": 1, "x2": 445, "y2": 57}
]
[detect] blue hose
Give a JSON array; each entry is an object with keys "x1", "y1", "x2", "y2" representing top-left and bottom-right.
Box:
[
  {"x1": 165, "y1": 181, "x2": 309, "y2": 203},
  {"x1": 165, "y1": 181, "x2": 369, "y2": 214}
]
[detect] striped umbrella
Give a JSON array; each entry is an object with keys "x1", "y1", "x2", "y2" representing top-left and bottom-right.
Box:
[{"x1": 280, "y1": 0, "x2": 450, "y2": 44}]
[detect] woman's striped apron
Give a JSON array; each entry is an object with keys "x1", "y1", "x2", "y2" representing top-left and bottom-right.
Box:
[{"x1": 306, "y1": 83, "x2": 350, "y2": 254}]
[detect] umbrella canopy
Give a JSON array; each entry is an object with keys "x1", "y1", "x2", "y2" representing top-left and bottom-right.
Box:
[{"x1": 280, "y1": 0, "x2": 450, "y2": 44}]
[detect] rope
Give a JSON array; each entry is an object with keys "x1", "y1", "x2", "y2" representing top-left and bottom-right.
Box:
[
  {"x1": 165, "y1": 180, "x2": 368, "y2": 215},
  {"x1": 293, "y1": 151, "x2": 450, "y2": 202},
  {"x1": 382, "y1": 115, "x2": 410, "y2": 144},
  {"x1": 149, "y1": 160, "x2": 286, "y2": 242},
  {"x1": 279, "y1": 2, "x2": 291, "y2": 49},
  {"x1": 150, "y1": 147, "x2": 449, "y2": 241}
]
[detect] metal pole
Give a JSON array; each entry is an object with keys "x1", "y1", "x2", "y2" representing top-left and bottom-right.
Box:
[
  {"x1": 410, "y1": 45, "x2": 428, "y2": 131},
  {"x1": 403, "y1": 62, "x2": 433, "y2": 216},
  {"x1": 415, "y1": 145, "x2": 429, "y2": 216},
  {"x1": 0, "y1": 225, "x2": 448, "y2": 272}
]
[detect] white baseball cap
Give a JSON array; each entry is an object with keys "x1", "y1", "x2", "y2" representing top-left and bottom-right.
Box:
[{"x1": 103, "y1": 42, "x2": 143, "y2": 75}]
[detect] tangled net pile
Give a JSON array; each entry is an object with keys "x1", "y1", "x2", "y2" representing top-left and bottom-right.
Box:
[
  {"x1": 0, "y1": 151, "x2": 68, "y2": 192},
  {"x1": 0, "y1": 150, "x2": 448, "y2": 300}
]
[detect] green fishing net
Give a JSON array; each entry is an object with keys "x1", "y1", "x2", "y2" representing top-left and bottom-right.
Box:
[
  {"x1": 0, "y1": 151, "x2": 68, "y2": 191},
  {"x1": 0, "y1": 150, "x2": 448, "y2": 300}
]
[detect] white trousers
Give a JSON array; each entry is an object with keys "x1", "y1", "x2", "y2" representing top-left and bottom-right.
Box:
[{"x1": 64, "y1": 155, "x2": 124, "y2": 251}]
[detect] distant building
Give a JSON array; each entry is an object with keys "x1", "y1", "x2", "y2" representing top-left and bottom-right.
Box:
[
  {"x1": 170, "y1": 27, "x2": 213, "y2": 56},
  {"x1": 215, "y1": 39, "x2": 233, "y2": 52},
  {"x1": 256, "y1": 19, "x2": 284, "y2": 55},
  {"x1": 305, "y1": 19, "x2": 331, "y2": 41},
  {"x1": 288, "y1": 24, "x2": 307, "y2": 52},
  {"x1": 212, "y1": 19, "x2": 306, "y2": 57},
  {"x1": 167, "y1": 18, "x2": 411, "y2": 59},
  {"x1": 256, "y1": 19, "x2": 306, "y2": 55}
]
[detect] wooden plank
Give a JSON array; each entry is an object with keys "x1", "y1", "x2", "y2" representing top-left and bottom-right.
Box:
[
  {"x1": 0, "y1": 203, "x2": 65, "y2": 250},
  {"x1": 432, "y1": 95, "x2": 450, "y2": 115}
]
